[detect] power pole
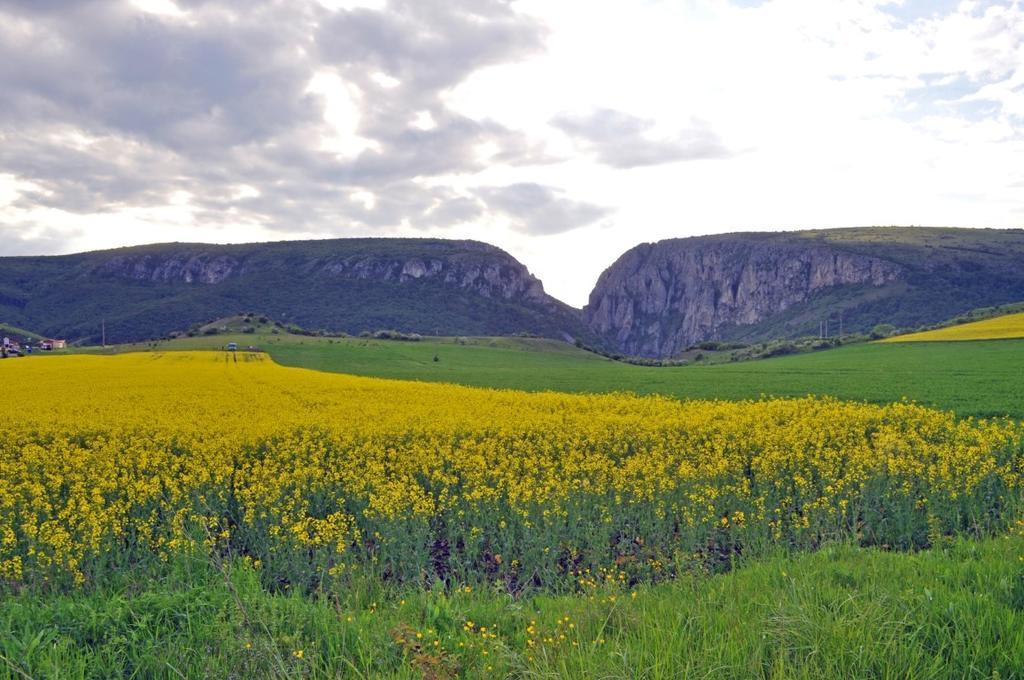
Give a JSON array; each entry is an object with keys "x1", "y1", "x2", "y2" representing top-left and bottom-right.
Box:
[
  {"x1": 102, "y1": 319, "x2": 106, "y2": 347},
  {"x1": 824, "y1": 318, "x2": 829, "y2": 338},
  {"x1": 839, "y1": 312, "x2": 843, "y2": 338}
]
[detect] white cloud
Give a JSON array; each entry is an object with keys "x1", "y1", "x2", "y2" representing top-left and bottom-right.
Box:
[
  {"x1": 410, "y1": 110, "x2": 437, "y2": 131},
  {"x1": 305, "y1": 71, "x2": 381, "y2": 157},
  {"x1": 130, "y1": 0, "x2": 187, "y2": 17}
]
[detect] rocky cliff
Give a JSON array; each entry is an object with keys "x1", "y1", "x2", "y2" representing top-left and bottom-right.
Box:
[
  {"x1": 93, "y1": 240, "x2": 552, "y2": 306},
  {"x1": 584, "y1": 229, "x2": 1024, "y2": 357}
]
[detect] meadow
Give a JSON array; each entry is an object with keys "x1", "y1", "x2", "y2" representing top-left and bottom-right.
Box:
[
  {"x1": 112, "y1": 330, "x2": 1024, "y2": 418},
  {"x1": 2, "y1": 351, "x2": 1024, "y2": 677}
]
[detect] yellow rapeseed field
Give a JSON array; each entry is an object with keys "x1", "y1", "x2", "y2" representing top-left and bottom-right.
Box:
[
  {"x1": 883, "y1": 311, "x2": 1024, "y2": 342},
  {"x1": 1, "y1": 351, "x2": 1021, "y2": 591}
]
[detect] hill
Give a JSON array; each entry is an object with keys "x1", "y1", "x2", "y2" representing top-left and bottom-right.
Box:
[
  {"x1": 0, "y1": 321, "x2": 43, "y2": 343},
  {"x1": 0, "y1": 238, "x2": 589, "y2": 345},
  {"x1": 883, "y1": 310, "x2": 1024, "y2": 343},
  {"x1": 7, "y1": 228, "x2": 1024, "y2": 354},
  {"x1": 584, "y1": 227, "x2": 1024, "y2": 357}
]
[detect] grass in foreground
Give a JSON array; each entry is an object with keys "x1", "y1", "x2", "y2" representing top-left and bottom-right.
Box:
[
  {"x1": 884, "y1": 311, "x2": 1024, "y2": 343},
  {"x1": 2, "y1": 535, "x2": 1023, "y2": 679}
]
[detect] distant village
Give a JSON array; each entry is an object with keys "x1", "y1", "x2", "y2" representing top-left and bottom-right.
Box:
[{"x1": 1, "y1": 333, "x2": 66, "y2": 358}]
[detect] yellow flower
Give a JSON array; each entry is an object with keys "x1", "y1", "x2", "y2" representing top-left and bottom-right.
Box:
[{"x1": 0, "y1": 351, "x2": 1019, "y2": 592}]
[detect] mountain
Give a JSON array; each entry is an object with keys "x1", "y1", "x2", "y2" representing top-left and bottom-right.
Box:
[
  {"x1": 584, "y1": 227, "x2": 1024, "y2": 358},
  {"x1": 0, "y1": 238, "x2": 588, "y2": 344},
  {"x1": 7, "y1": 227, "x2": 1024, "y2": 356}
]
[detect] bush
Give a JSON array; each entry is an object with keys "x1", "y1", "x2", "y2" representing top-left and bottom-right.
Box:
[
  {"x1": 870, "y1": 323, "x2": 897, "y2": 339},
  {"x1": 762, "y1": 342, "x2": 799, "y2": 358}
]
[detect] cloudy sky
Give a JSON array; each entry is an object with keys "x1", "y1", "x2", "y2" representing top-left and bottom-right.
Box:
[{"x1": 1, "y1": 0, "x2": 1022, "y2": 306}]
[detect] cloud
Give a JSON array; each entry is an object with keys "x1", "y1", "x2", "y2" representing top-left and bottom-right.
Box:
[
  {"x1": 475, "y1": 183, "x2": 611, "y2": 235},
  {"x1": 0, "y1": 0, "x2": 553, "y2": 238},
  {"x1": 551, "y1": 108, "x2": 731, "y2": 168}
]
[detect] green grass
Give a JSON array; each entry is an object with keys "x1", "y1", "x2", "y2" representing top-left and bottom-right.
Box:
[
  {"x1": 83, "y1": 331, "x2": 1024, "y2": 419},
  {"x1": 3, "y1": 535, "x2": 1022, "y2": 679}
]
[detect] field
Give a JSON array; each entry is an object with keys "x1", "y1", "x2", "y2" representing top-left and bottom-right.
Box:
[
  {"x1": 99, "y1": 330, "x2": 1024, "y2": 419},
  {"x1": 884, "y1": 311, "x2": 1024, "y2": 343},
  {"x1": 2, "y1": 351, "x2": 1024, "y2": 677}
]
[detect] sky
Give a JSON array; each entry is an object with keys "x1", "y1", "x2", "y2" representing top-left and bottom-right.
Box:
[{"x1": 0, "y1": 0, "x2": 1022, "y2": 307}]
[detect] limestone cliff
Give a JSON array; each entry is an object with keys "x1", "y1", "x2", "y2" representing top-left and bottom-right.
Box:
[
  {"x1": 94, "y1": 240, "x2": 553, "y2": 307},
  {"x1": 584, "y1": 236, "x2": 903, "y2": 357}
]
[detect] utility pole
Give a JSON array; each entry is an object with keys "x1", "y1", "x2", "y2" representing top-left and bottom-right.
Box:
[
  {"x1": 839, "y1": 312, "x2": 843, "y2": 338},
  {"x1": 824, "y1": 318, "x2": 829, "y2": 338},
  {"x1": 101, "y1": 319, "x2": 106, "y2": 347}
]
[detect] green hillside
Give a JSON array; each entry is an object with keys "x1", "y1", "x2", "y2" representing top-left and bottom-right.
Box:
[
  {"x1": 0, "y1": 238, "x2": 588, "y2": 345},
  {"x1": 0, "y1": 322, "x2": 43, "y2": 342},
  {"x1": 87, "y1": 330, "x2": 1024, "y2": 419},
  {"x1": 757, "y1": 227, "x2": 1024, "y2": 338},
  {"x1": 766, "y1": 227, "x2": 1024, "y2": 339}
]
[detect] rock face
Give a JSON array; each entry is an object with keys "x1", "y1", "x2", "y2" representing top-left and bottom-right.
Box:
[
  {"x1": 584, "y1": 237, "x2": 902, "y2": 357},
  {"x1": 98, "y1": 254, "x2": 240, "y2": 284},
  {"x1": 94, "y1": 241, "x2": 553, "y2": 307}
]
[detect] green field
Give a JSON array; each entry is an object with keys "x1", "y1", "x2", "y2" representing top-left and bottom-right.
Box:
[
  {"x1": 93, "y1": 330, "x2": 1024, "y2": 419},
  {"x1": 13, "y1": 327, "x2": 1022, "y2": 679}
]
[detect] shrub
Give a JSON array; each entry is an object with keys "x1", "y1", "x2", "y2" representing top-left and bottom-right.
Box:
[{"x1": 870, "y1": 323, "x2": 897, "y2": 339}]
